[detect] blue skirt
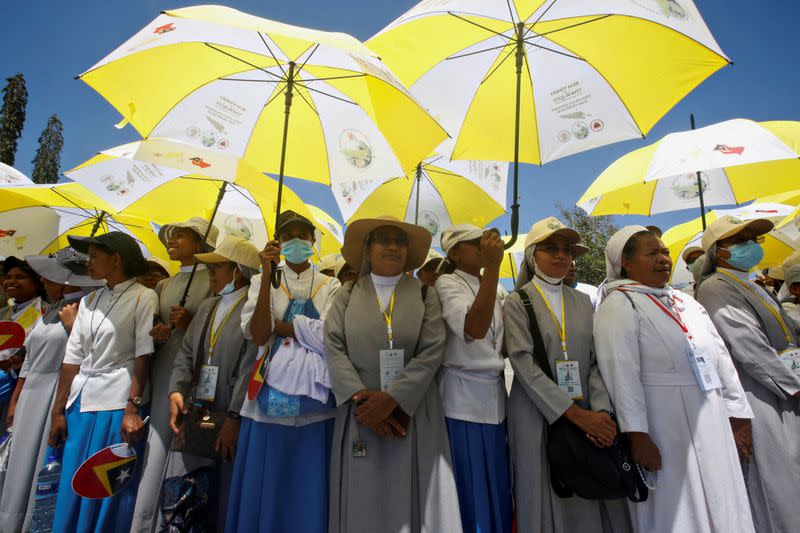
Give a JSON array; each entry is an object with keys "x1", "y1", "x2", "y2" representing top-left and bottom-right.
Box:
[
  {"x1": 225, "y1": 417, "x2": 334, "y2": 533},
  {"x1": 446, "y1": 417, "x2": 513, "y2": 533},
  {"x1": 52, "y1": 395, "x2": 149, "y2": 533}
]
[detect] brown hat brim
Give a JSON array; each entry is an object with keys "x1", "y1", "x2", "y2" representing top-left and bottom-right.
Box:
[{"x1": 342, "y1": 218, "x2": 432, "y2": 272}]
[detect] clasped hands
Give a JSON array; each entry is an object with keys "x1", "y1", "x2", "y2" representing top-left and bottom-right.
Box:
[{"x1": 352, "y1": 389, "x2": 409, "y2": 439}]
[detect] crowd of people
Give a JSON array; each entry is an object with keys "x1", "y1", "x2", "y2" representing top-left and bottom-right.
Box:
[{"x1": 0, "y1": 209, "x2": 797, "y2": 533}]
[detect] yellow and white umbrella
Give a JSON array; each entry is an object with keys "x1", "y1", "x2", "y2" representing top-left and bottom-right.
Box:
[
  {"x1": 665, "y1": 199, "x2": 800, "y2": 288},
  {"x1": 368, "y1": 0, "x2": 730, "y2": 244},
  {"x1": 65, "y1": 138, "x2": 316, "y2": 249},
  {"x1": 307, "y1": 204, "x2": 344, "y2": 259},
  {"x1": 335, "y1": 156, "x2": 507, "y2": 244},
  {"x1": 79, "y1": 5, "x2": 447, "y2": 227},
  {"x1": 578, "y1": 120, "x2": 800, "y2": 220},
  {"x1": 0, "y1": 183, "x2": 167, "y2": 261}
]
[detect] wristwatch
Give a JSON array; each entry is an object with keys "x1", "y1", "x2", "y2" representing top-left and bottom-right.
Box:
[{"x1": 127, "y1": 395, "x2": 144, "y2": 409}]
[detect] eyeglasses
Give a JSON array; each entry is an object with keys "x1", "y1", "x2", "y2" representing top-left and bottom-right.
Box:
[
  {"x1": 369, "y1": 234, "x2": 409, "y2": 247},
  {"x1": 536, "y1": 243, "x2": 575, "y2": 256}
]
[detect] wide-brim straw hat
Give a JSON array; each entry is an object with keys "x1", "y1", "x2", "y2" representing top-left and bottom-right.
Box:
[{"x1": 342, "y1": 216, "x2": 432, "y2": 271}]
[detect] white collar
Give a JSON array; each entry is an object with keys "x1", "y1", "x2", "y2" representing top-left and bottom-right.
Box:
[
  {"x1": 179, "y1": 264, "x2": 207, "y2": 273},
  {"x1": 219, "y1": 285, "x2": 247, "y2": 302},
  {"x1": 454, "y1": 269, "x2": 480, "y2": 286},
  {"x1": 283, "y1": 264, "x2": 313, "y2": 280},
  {"x1": 719, "y1": 267, "x2": 750, "y2": 282},
  {"x1": 108, "y1": 278, "x2": 137, "y2": 294},
  {"x1": 371, "y1": 272, "x2": 402, "y2": 286},
  {"x1": 534, "y1": 277, "x2": 563, "y2": 293}
]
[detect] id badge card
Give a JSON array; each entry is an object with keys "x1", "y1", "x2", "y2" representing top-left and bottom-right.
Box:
[
  {"x1": 195, "y1": 364, "x2": 219, "y2": 402},
  {"x1": 379, "y1": 349, "x2": 404, "y2": 392},
  {"x1": 687, "y1": 345, "x2": 721, "y2": 391},
  {"x1": 778, "y1": 346, "x2": 800, "y2": 378},
  {"x1": 555, "y1": 360, "x2": 583, "y2": 400}
]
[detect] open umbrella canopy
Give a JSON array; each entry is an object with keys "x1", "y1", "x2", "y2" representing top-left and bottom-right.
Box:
[
  {"x1": 578, "y1": 120, "x2": 800, "y2": 216},
  {"x1": 0, "y1": 162, "x2": 33, "y2": 185},
  {"x1": 664, "y1": 199, "x2": 800, "y2": 288},
  {"x1": 0, "y1": 183, "x2": 166, "y2": 261},
  {"x1": 307, "y1": 204, "x2": 344, "y2": 259},
  {"x1": 500, "y1": 235, "x2": 526, "y2": 280},
  {"x1": 368, "y1": 0, "x2": 729, "y2": 165},
  {"x1": 78, "y1": 5, "x2": 447, "y2": 186},
  {"x1": 335, "y1": 156, "x2": 507, "y2": 244},
  {"x1": 65, "y1": 138, "x2": 317, "y2": 247}
]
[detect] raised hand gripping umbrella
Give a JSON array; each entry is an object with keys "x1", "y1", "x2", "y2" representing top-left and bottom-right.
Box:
[
  {"x1": 333, "y1": 155, "x2": 508, "y2": 244},
  {"x1": 368, "y1": 0, "x2": 730, "y2": 247},
  {"x1": 78, "y1": 5, "x2": 447, "y2": 285},
  {"x1": 578, "y1": 120, "x2": 800, "y2": 222}
]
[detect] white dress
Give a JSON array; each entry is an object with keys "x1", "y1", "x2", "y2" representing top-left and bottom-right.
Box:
[{"x1": 594, "y1": 281, "x2": 755, "y2": 533}]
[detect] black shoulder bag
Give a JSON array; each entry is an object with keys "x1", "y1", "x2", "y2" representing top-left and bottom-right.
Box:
[{"x1": 514, "y1": 289, "x2": 647, "y2": 502}]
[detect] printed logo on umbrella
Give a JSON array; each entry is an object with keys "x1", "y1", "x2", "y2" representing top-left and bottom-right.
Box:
[
  {"x1": 190, "y1": 157, "x2": 212, "y2": 169},
  {"x1": 153, "y1": 23, "x2": 176, "y2": 35},
  {"x1": 0, "y1": 229, "x2": 17, "y2": 238},
  {"x1": 71, "y1": 443, "x2": 137, "y2": 499},
  {"x1": 713, "y1": 144, "x2": 745, "y2": 156}
]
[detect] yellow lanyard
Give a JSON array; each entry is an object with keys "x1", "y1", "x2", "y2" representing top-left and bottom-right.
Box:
[
  {"x1": 532, "y1": 282, "x2": 568, "y2": 358},
  {"x1": 378, "y1": 290, "x2": 397, "y2": 349},
  {"x1": 718, "y1": 270, "x2": 792, "y2": 344},
  {"x1": 207, "y1": 292, "x2": 247, "y2": 362}
]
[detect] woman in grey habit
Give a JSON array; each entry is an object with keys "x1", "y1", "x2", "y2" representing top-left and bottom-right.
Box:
[
  {"x1": 132, "y1": 217, "x2": 218, "y2": 533},
  {"x1": 325, "y1": 215, "x2": 462, "y2": 533},
  {"x1": 695, "y1": 215, "x2": 800, "y2": 533},
  {"x1": 502, "y1": 217, "x2": 631, "y2": 533},
  {"x1": 162, "y1": 236, "x2": 261, "y2": 532}
]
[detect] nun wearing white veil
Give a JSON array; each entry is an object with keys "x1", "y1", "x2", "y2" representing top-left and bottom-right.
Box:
[{"x1": 594, "y1": 226, "x2": 755, "y2": 533}]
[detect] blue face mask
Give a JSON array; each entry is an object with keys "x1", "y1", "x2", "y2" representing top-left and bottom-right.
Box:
[
  {"x1": 282, "y1": 238, "x2": 314, "y2": 264},
  {"x1": 723, "y1": 240, "x2": 764, "y2": 271},
  {"x1": 218, "y1": 272, "x2": 239, "y2": 296}
]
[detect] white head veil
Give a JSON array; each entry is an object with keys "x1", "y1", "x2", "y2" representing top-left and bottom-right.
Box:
[{"x1": 604, "y1": 225, "x2": 648, "y2": 281}]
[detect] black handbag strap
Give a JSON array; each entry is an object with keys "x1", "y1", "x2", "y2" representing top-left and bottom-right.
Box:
[
  {"x1": 189, "y1": 299, "x2": 217, "y2": 402},
  {"x1": 514, "y1": 288, "x2": 554, "y2": 381}
]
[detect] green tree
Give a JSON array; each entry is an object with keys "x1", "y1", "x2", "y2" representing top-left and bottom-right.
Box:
[
  {"x1": 0, "y1": 73, "x2": 29, "y2": 166},
  {"x1": 558, "y1": 203, "x2": 617, "y2": 286},
  {"x1": 31, "y1": 114, "x2": 64, "y2": 184}
]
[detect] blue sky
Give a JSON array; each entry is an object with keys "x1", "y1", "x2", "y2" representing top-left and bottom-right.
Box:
[{"x1": 2, "y1": 0, "x2": 798, "y2": 236}]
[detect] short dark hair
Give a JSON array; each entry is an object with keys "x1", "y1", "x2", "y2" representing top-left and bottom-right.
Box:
[{"x1": 620, "y1": 230, "x2": 655, "y2": 279}]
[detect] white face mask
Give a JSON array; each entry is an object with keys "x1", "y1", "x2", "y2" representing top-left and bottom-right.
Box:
[{"x1": 533, "y1": 256, "x2": 566, "y2": 285}]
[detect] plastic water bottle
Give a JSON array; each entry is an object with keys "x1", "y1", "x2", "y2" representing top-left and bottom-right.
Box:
[{"x1": 29, "y1": 455, "x2": 61, "y2": 533}]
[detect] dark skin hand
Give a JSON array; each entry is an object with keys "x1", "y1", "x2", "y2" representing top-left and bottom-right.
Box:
[
  {"x1": 352, "y1": 390, "x2": 407, "y2": 438},
  {"x1": 730, "y1": 417, "x2": 753, "y2": 463},
  {"x1": 215, "y1": 417, "x2": 241, "y2": 462},
  {"x1": 628, "y1": 432, "x2": 663, "y2": 471},
  {"x1": 564, "y1": 404, "x2": 617, "y2": 447}
]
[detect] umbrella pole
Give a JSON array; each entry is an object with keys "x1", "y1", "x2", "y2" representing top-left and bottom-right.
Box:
[
  {"x1": 270, "y1": 61, "x2": 297, "y2": 289},
  {"x1": 89, "y1": 210, "x2": 108, "y2": 237},
  {"x1": 178, "y1": 181, "x2": 227, "y2": 307},
  {"x1": 414, "y1": 162, "x2": 422, "y2": 225},
  {"x1": 690, "y1": 113, "x2": 708, "y2": 230},
  {"x1": 508, "y1": 252, "x2": 517, "y2": 284},
  {"x1": 505, "y1": 22, "x2": 525, "y2": 250}
]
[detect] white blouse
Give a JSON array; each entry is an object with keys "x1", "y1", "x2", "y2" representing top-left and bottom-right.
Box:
[
  {"x1": 435, "y1": 270, "x2": 506, "y2": 424},
  {"x1": 63, "y1": 279, "x2": 158, "y2": 412}
]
